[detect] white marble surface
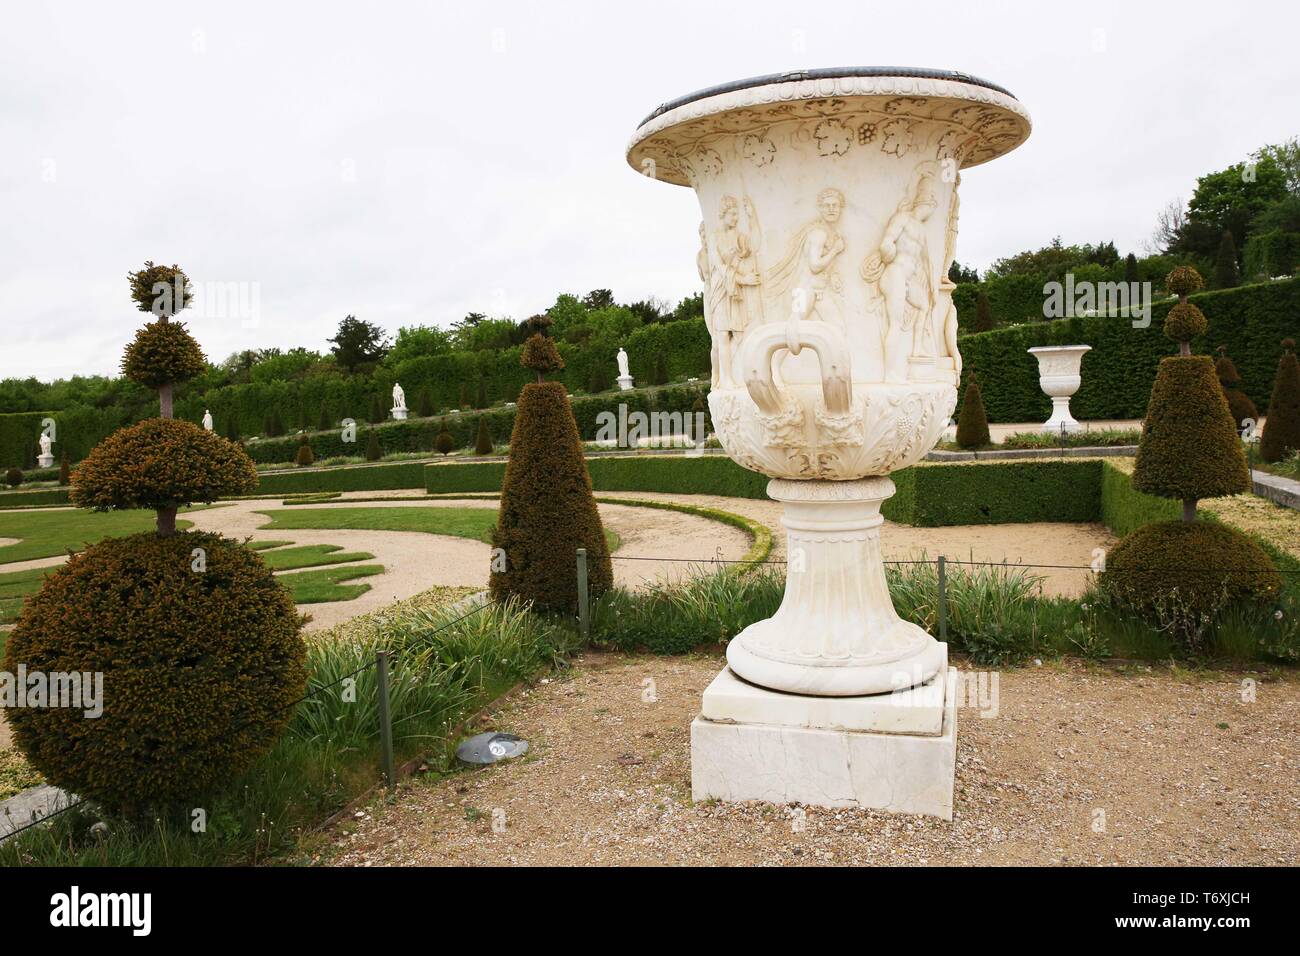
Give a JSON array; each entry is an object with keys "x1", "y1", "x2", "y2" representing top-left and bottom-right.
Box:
[
  {"x1": 703, "y1": 646, "x2": 947, "y2": 735},
  {"x1": 692, "y1": 666, "x2": 957, "y2": 819}
]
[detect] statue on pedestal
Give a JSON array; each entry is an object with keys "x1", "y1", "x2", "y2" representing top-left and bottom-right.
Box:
[
  {"x1": 37, "y1": 431, "x2": 54, "y2": 468},
  {"x1": 616, "y1": 348, "x2": 634, "y2": 391},
  {"x1": 391, "y1": 382, "x2": 408, "y2": 420},
  {"x1": 202, "y1": 409, "x2": 214, "y2": 432}
]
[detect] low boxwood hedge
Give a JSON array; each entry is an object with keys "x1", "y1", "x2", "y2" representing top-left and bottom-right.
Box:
[
  {"x1": 254, "y1": 461, "x2": 427, "y2": 495},
  {"x1": 882, "y1": 460, "x2": 1102, "y2": 526},
  {"x1": 425, "y1": 454, "x2": 770, "y2": 499}
]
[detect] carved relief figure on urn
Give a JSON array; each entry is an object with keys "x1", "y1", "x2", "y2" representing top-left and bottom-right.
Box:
[
  {"x1": 767, "y1": 187, "x2": 847, "y2": 331},
  {"x1": 706, "y1": 195, "x2": 764, "y2": 387}
]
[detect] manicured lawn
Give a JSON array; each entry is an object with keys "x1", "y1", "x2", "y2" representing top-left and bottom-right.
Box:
[
  {"x1": 259, "y1": 543, "x2": 375, "y2": 571},
  {"x1": 0, "y1": 509, "x2": 200, "y2": 565},
  {"x1": 255, "y1": 506, "x2": 498, "y2": 542},
  {"x1": 279, "y1": 564, "x2": 385, "y2": 603},
  {"x1": 0, "y1": 566, "x2": 54, "y2": 625}
]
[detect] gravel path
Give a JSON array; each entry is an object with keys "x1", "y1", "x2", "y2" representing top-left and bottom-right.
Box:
[{"x1": 321, "y1": 652, "x2": 1300, "y2": 867}]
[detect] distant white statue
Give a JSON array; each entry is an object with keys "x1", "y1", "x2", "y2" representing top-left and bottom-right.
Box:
[
  {"x1": 391, "y1": 382, "x2": 408, "y2": 420},
  {"x1": 202, "y1": 409, "x2": 214, "y2": 431},
  {"x1": 616, "y1": 348, "x2": 634, "y2": 391},
  {"x1": 37, "y1": 431, "x2": 54, "y2": 468}
]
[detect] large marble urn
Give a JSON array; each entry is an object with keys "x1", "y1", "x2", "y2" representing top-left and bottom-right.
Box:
[
  {"x1": 629, "y1": 69, "x2": 1031, "y2": 701},
  {"x1": 1028, "y1": 345, "x2": 1091, "y2": 434}
]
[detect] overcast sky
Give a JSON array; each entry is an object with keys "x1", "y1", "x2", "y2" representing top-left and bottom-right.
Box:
[{"x1": 2, "y1": 0, "x2": 1297, "y2": 381}]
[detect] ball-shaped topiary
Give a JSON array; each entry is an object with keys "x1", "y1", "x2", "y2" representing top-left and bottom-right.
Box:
[
  {"x1": 1100, "y1": 520, "x2": 1280, "y2": 625},
  {"x1": 1260, "y1": 339, "x2": 1300, "y2": 464},
  {"x1": 1165, "y1": 265, "x2": 1204, "y2": 298},
  {"x1": 4, "y1": 467, "x2": 22, "y2": 488},
  {"x1": 955, "y1": 377, "x2": 990, "y2": 449},
  {"x1": 434, "y1": 421, "x2": 455, "y2": 455},
  {"x1": 127, "y1": 261, "x2": 191, "y2": 316},
  {"x1": 490, "y1": 380, "x2": 613, "y2": 613},
  {"x1": 70, "y1": 418, "x2": 257, "y2": 512},
  {"x1": 120, "y1": 319, "x2": 207, "y2": 388},
  {"x1": 2, "y1": 531, "x2": 307, "y2": 815},
  {"x1": 1164, "y1": 302, "x2": 1207, "y2": 344},
  {"x1": 1133, "y1": 356, "x2": 1248, "y2": 505},
  {"x1": 521, "y1": 333, "x2": 564, "y2": 380}
]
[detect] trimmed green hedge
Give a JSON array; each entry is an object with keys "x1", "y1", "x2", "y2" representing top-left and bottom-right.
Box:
[
  {"x1": 0, "y1": 487, "x2": 72, "y2": 508},
  {"x1": 241, "y1": 382, "x2": 709, "y2": 464},
  {"x1": 426, "y1": 454, "x2": 770, "y2": 499},
  {"x1": 174, "y1": 319, "x2": 713, "y2": 440},
  {"x1": 0, "y1": 407, "x2": 137, "y2": 470},
  {"x1": 1243, "y1": 230, "x2": 1300, "y2": 280},
  {"x1": 958, "y1": 277, "x2": 1300, "y2": 422},
  {"x1": 883, "y1": 460, "x2": 1101, "y2": 526},
  {"x1": 253, "y1": 461, "x2": 428, "y2": 495},
  {"x1": 1098, "y1": 461, "x2": 1181, "y2": 536}
]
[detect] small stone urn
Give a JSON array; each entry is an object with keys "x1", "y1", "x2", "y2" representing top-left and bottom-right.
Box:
[
  {"x1": 1028, "y1": 345, "x2": 1090, "y2": 434},
  {"x1": 628, "y1": 67, "x2": 1031, "y2": 817}
]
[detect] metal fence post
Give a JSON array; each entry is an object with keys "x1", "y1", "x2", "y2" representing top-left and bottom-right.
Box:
[
  {"x1": 576, "y1": 547, "x2": 590, "y2": 639},
  {"x1": 937, "y1": 555, "x2": 948, "y2": 644},
  {"x1": 375, "y1": 650, "x2": 396, "y2": 787}
]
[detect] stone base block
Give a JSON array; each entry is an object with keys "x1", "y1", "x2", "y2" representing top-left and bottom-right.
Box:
[
  {"x1": 391, "y1": 408, "x2": 408, "y2": 420},
  {"x1": 691, "y1": 665, "x2": 957, "y2": 820},
  {"x1": 37, "y1": 454, "x2": 54, "y2": 468},
  {"x1": 616, "y1": 375, "x2": 634, "y2": 391}
]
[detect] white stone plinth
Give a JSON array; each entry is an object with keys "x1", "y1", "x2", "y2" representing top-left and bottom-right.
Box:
[
  {"x1": 617, "y1": 375, "x2": 634, "y2": 391},
  {"x1": 37, "y1": 454, "x2": 54, "y2": 469},
  {"x1": 390, "y1": 408, "x2": 408, "y2": 420},
  {"x1": 692, "y1": 663, "x2": 957, "y2": 819}
]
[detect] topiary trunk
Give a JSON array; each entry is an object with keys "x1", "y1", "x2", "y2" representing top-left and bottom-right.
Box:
[
  {"x1": 1260, "y1": 340, "x2": 1300, "y2": 463},
  {"x1": 490, "y1": 381, "x2": 613, "y2": 613}
]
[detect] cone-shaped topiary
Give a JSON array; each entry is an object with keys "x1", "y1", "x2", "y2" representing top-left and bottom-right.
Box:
[
  {"x1": 434, "y1": 420, "x2": 455, "y2": 455},
  {"x1": 365, "y1": 429, "x2": 382, "y2": 461},
  {"x1": 317, "y1": 404, "x2": 331, "y2": 431},
  {"x1": 369, "y1": 393, "x2": 385, "y2": 424},
  {"x1": 972, "y1": 291, "x2": 994, "y2": 333},
  {"x1": 1213, "y1": 229, "x2": 1239, "y2": 288},
  {"x1": 225, "y1": 416, "x2": 241, "y2": 442},
  {"x1": 476, "y1": 376, "x2": 488, "y2": 408},
  {"x1": 58, "y1": 456, "x2": 70, "y2": 486},
  {"x1": 121, "y1": 319, "x2": 207, "y2": 389},
  {"x1": 474, "y1": 416, "x2": 494, "y2": 455},
  {"x1": 490, "y1": 381, "x2": 612, "y2": 613},
  {"x1": 692, "y1": 391, "x2": 712, "y2": 437},
  {"x1": 458, "y1": 382, "x2": 470, "y2": 408},
  {"x1": 264, "y1": 409, "x2": 285, "y2": 437},
  {"x1": 71, "y1": 418, "x2": 258, "y2": 512},
  {"x1": 955, "y1": 376, "x2": 991, "y2": 448},
  {"x1": 294, "y1": 432, "x2": 315, "y2": 467},
  {"x1": 416, "y1": 388, "x2": 434, "y2": 417},
  {"x1": 1133, "y1": 356, "x2": 1248, "y2": 512},
  {"x1": 652, "y1": 351, "x2": 668, "y2": 385},
  {"x1": 5, "y1": 467, "x2": 21, "y2": 488},
  {"x1": 1099, "y1": 521, "x2": 1281, "y2": 633},
  {"x1": 2, "y1": 531, "x2": 307, "y2": 815},
  {"x1": 1215, "y1": 345, "x2": 1258, "y2": 431},
  {"x1": 1124, "y1": 253, "x2": 1140, "y2": 285},
  {"x1": 1260, "y1": 339, "x2": 1300, "y2": 463}
]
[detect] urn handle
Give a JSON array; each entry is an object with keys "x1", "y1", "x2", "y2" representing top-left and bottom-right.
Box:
[{"x1": 740, "y1": 319, "x2": 853, "y2": 416}]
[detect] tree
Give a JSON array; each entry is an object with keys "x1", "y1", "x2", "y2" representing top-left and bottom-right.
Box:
[
  {"x1": 434, "y1": 420, "x2": 455, "y2": 455},
  {"x1": 1148, "y1": 197, "x2": 1186, "y2": 254},
  {"x1": 1123, "y1": 253, "x2": 1140, "y2": 285},
  {"x1": 474, "y1": 416, "x2": 494, "y2": 455},
  {"x1": 1213, "y1": 230, "x2": 1239, "y2": 288},
  {"x1": 416, "y1": 387, "x2": 434, "y2": 417},
  {"x1": 386, "y1": 325, "x2": 452, "y2": 364},
  {"x1": 476, "y1": 376, "x2": 488, "y2": 408},
  {"x1": 955, "y1": 376, "x2": 990, "y2": 448},
  {"x1": 368, "y1": 393, "x2": 385, "y2": 424},
  {"x1": 588, "y1": 363, "x2": 611, "y2": 394},
  {"x1": 652, "y1": 352, "x2": 668, "y2": 385},
  {"x1": 1171, "y1": 157, "x2": 1288, "y2": 260},
  {"x1": 225, "y1": 417, "x2": 241, "y2": 442},
  {"x1": 294, "y1": 433, "x2": 315, "y2": 467},
  {"x1": 328, "y1": 315, "x2": 390, "y2": 373},
  {"x1": 1260, "y1": 339, "x2": 1300, "y2": 463},
  {"x1": 582, "y1": 289, "x2": 614, "y2": 310},
  {"x1": 948, "y1": 260, "x2": 978, "y2": 284},
  {"x1": 365, "y1": 429, "x2": 382, "y2": 461},
  {"x1": 264, "y1": 409, "x2": 285, "y2": 438},
  {"x1": 1101, "y1": 266, "x2": 1276, "y2": 634},
  {"x1": 1214, "y1": 346, "x2": 1258, "y2": 432},
  {"x1": 317, "y1": 404, "x2": 332, "y2": 431},
  {"x1": 972, "y1": 291, "x2": 994, "y2": 332}
]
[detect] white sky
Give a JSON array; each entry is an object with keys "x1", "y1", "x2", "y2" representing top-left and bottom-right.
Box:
[{"x1": 2, "y1": 0, "x2": 1297, "y2": 380}]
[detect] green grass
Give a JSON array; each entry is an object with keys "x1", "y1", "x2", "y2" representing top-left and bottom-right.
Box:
[
  {"x1": 246, "y1": 539, "x2": 294, "y2": 551},
  {"x1": 0, "y1": 509, "x2": 199, "y2": 565},
  {"x1": 0, "y1": 566, "x2": 55, "y2": 625},
  {"x1": 259, "y1": 544, "x2": 375, "y2": 571},
  {"x1": 279, "y1": 564, "x2": 385, "y2": 603}
]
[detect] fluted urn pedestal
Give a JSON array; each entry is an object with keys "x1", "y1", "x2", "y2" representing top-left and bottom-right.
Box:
[{"x1": 628, "y1": 67, "x2": 1031, "y2": 818}]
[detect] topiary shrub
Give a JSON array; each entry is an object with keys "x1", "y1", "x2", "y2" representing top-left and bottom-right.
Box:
[
  {"x1": 70, "y1": 418, "x2": 257, "y2": 512},
  {"x1": 317, "y1": 404, "x2": 332, "y2": 431},
  {"x1": 1100, "y1": 521, "x2": 1281, "y2": 644},
  {"x1": 365, "y1": 429, "x2": 382, "y2": 461},
  {"x1": 1260, "y1": 339, "x2": 1300, "y2": 463},
  {"x1": 294, "y1": 433, "x2": 315, "y2": 467},
  {"x1": 1213, "y1": 229, "x2": 1239, "y2": 289},
  {"x1": 127, "y1": 261, "x2": 191, "y2": 315},
  {"x1": 1165, "y1": 265, "x2": 1204, "y2": 298},
  {"x1": 264, "y1": 409, "x2": 285, "y2": 438},
  {"x1": 120, "y1": 319, "x2": 207, "y2": 389},
  {"x1": 955, "y1": 376, "x2": 990, "y2": 448},
  {"x1": 368, "y1": 393, "x2": 385, "y2": 424},
  {"x1": 1215, "y1": 346, "x2": 1259, "y2": 431},
  {"x1": 434, "y1": 420, "x2": 455, "y2": 455},
  {"x1": 972, "y1": 291, "x2": 994, "y2": 332},
  {"x1": 58, "y1": 456, "x2": 70, "y2": 486},
  {"x1": 476, "y1": 376, "x2": 488, "y2": 408},
  {"x1": 490, "y1": 379, "x2": 613, "y2": 614},
  {"x1": 4, "y1": 467, "x2": 22, "y2": 487},
  {"x1": 1163, "y1": 302, "x2": 1207, "y2": 345},
  {"x1": 416, "y1": 388, "x2": 434, "y2": 417},
  {"x1": 2, "y1": 531, "x2": 307, "y2": 815},
  {"x1": 474, "y1": 416, "x2": 494, "y2": 455}
]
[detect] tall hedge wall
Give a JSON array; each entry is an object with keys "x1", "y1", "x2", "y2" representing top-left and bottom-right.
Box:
[
  {"x1": 958, "y1": 277, "x2": 1300, "y2": 422},
  {"x1": 173, "y1": 318, "x2": 713, "y2": 438},
  {"x1": 0, "y1": 407, "x2": 134, "y2": 470},
  {"x1": 241, "y1": 382, "x2": 708, "y2": 464},
  {"x1": 425, "y1": 454, "x2": 770, "y2": 499}
]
